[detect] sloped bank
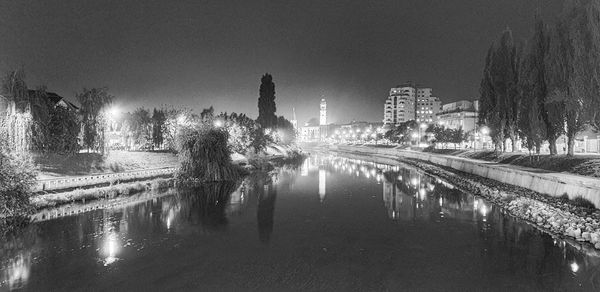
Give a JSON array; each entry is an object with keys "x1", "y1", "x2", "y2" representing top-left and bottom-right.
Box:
[
  {"x1": 330, "y1": 147, "x2": 600, "y2": 251},
  {"x1": 334, "y1": 145, "x2": 600, "y2": 208}
]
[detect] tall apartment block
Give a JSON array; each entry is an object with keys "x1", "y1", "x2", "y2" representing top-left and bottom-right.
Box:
[{"x1": 383, "y1": 84, "x2": 441, "y2": 125}]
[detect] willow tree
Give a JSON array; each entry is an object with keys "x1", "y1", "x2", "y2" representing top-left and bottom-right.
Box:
[
  {"x1": 257, "y1": 73, "x2": 277, "y2": 129},
  {"x1": 77, "y1": 87, "x2": 113, "y2": 153}
]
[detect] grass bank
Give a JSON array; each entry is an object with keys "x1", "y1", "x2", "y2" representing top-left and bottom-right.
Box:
[
  {"x1": 35, "y1": 150, "x2": 178, "y2": 179},
  {"x1": 423, "y1": 148, "x2": 600, "y2": 178},
  {"x1": 31, "y1": 178, "x2": 174, "y2": 209}
]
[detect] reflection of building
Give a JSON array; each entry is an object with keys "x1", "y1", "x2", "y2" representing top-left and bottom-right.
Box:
[
  {"x1": 436, "y1": 100, "x2": 479, "y2": 133},
  {"x1": 383, "y1": 83, "x2": 441, "y2": 125},
  {"x1": 319, "y1": 168, "x2": 326, "y2": 202}
]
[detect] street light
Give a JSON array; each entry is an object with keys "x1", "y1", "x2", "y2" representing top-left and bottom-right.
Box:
[
  {"x1": 419, "y1": 123, "x2": 427, "y2": 146},
  {"x1": 480, "y1": 127, "x2": 490, "y2": 150},
  {"x1": 411, "y1": 132, "x2": 419, "y2": 145}
]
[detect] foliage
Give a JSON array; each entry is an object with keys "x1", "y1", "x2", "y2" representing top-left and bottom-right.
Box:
[
  {"x1": 0, "y1": 149, "x2": 36, "y2": 217},
  {"x1": 426, "y1": 125, "x2": 465, "y2": 148},
  {"x1": 384, "y1": 120, "x2": 418, "y2": 143},
  {"x1": 176, "y1": 124, "x2": 242, "y2": 182},
  {"x1": 200, "y1": 106, "x2": 215, "y2": 124},
  {"x1": 152, "y1": 108, "x2": 166, "y2": 149},
  {"x1": 1, "y1": 69, "x2": 32, "y2": 154},
  {"x1": 1, "y1": 69, "x2": 28, "y2": 104},
  {"x1": 273, "y1": 116, "x2": 296, "y2": 145},
  {"x1": 217, "y1": 112, "x2": 266, "y2": 154},
  {"x1": 128, "y1": 107, "x2": 153, "y2": 150},
  {"x1": 257, "y1": 73, "x2": 277, "y2": 128},
  {"x1": 519, "y1": 17, "x2": 554, "y2": 154},
  {"x1": 46, "y1": 105, "x2": 81, "y2": 154},
  {"x1": 161, "y1": 105, "x2": 194, "y2": 152},
  {"x1": 480, "y1": 1, "x2": 600, "y2": 156},
  {"x1": 545, "y1": 0, "x2": 600, "y2": 156},
  {"x1": 77, "y1": 87, "x2": 113, "y2": 153},
  {"x1": 479, "y1": 29, "x2": 522, "y2": 152}
]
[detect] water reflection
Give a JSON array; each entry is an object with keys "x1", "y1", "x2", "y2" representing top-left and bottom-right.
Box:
[
  {"x1": 3, "y1": 153, "x2": 600, "y2": 290},
  {"x1": 249, "y1": 172, "x2": 278, "y2": 243}
]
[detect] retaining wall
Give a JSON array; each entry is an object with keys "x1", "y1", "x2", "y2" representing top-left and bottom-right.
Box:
[
  {"x1": 333, "y1": 145, "x2": 600, "y2": 208},
  {"x1": 36, "y1": 167, "x2": 176, "y2": 192}
]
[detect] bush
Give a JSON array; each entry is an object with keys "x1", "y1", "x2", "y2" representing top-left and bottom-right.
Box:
[
  {"x1": 0, "y1": 150, "x2": 36, "y2": 217},
  {"x1": 176, "y1": 125, "x2": 243, "y2": 182},
  {"x1": 571, "y1": 196, "x2": 596, "y2": 210}
]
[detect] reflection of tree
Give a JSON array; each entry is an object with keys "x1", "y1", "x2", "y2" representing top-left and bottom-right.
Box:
[
  {"x1": 0, "y1": 224, "x2": 40, "y2": 290},
  {"x1": 248, "y1": 171, "x2": 278, "y2": 243},
  {"x1": 175, "y1": 182, "x2": 238, "y2": 232}
]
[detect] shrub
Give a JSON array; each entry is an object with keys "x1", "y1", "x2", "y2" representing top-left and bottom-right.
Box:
[
  {"x1": 176, "y1": 125, "x2": 242, "y2": 182},
  {"x1": 0, "y1": 150, "x2": 36, "y2": 217},
  {"x1": 571, "y1": 196, "x2": 596, "y2": 210}
]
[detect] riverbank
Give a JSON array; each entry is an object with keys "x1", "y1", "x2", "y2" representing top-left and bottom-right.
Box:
[
  {"x1": 333, "y1": 145, "x2": 600, "y2": 207},
  {"x1": 330, "y1": 147, "x2": 600, "y2": 251},
  {"x1": 424, "y1": 148, "x2": 600, "y2": 179}
]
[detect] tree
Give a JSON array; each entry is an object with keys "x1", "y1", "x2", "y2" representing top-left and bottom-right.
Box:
[
  {"x1": 1, "y1": 69, "x2": 32, "y2": 153},
  {"x1": 545, "y1": 0, "x2": 600, "y2": 156},
  {"x1": 257, "y1": 73, "x2": 277, "y2": 128},
  {"x1": 479, "y1": 45, "x2": 505, "y2": 151},
  {"x1": 152, "y1": 108, "x2": 166, "y2": 150},
  {"x1": 130, "y1": 108, "x2": 152, "y2": 150},
  {"x1": 77, "y1": 88, "x2": 113, "y2": 153},
  {"x1": 275, "y1": 116, "x2": 295, "y2": 145},
  {"x1": 46, "y1": 105, "x2": 81, "y2": 154},
  {"x1": 385, "y1": 120, "x2": 418, "y2": 144},
  {"x1": 492, "y1": 29, "x2": 522, "y2": 152},
  {"x1": 519, "y1": 17, "x2": 552, "y2": 154},
  {"x1": 200, "y1": 106, "x2": 214, "y2": 124}
]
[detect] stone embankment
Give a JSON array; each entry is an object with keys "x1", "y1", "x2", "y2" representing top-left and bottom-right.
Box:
[
  {"x1": 333, "y1": 145, "x2": 600, "y2": 208},
  {"x1": 330, "y1": 146, "x2": 600, "y2": 251}
]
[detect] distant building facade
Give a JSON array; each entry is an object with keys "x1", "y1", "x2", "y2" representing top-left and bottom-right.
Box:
[
  {"x1": 383, "y1": 83, "x2": 441, "y2": 125},
  {"x1": 436, "y1": 100, "x2": 479, "y2": 133},
  {"x1": 415, "y1": 88, "x2": 441, "y2": 123}
]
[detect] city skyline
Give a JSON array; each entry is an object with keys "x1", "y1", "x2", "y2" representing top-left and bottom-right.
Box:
[{"x1": 0, "y1": 0, "x2": 563, "y2": 124}]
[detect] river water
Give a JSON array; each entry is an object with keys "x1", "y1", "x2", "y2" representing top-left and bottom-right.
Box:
[{"x1": 1, "y1": 153, "x2": 599, "y2": 291}]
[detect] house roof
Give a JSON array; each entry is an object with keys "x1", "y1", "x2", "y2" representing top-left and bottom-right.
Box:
[{"x1": 28, "y1": 89, "x2": 79, "y2": 110}]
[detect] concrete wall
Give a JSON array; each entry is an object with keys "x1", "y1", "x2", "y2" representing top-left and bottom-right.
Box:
[
  {"x1": 333, "y1": 145, "x2": 600, "y2": 208},
  {"x1": 36, "y1": 167, "x2": 176, "y2": 192}
]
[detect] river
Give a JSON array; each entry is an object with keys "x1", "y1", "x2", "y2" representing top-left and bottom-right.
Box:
[{"x1": 1, "y1": 153, "x2": 599, "y2": 291}]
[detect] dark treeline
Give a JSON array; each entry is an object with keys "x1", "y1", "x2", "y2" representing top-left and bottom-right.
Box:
[{"x1": 479, "y1": 0, "x2": 600, "y2": 156}]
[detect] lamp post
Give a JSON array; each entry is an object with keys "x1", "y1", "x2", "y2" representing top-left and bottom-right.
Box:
[{"x1": 419, "y1": 123, "x2": 427, "y2": 147}]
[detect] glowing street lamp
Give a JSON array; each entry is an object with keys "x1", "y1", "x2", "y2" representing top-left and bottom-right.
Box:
[{"x1": 214, "y1": 119, "x2": 224, "y2": 128}]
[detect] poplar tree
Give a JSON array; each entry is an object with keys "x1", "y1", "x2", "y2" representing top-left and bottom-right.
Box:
[
  {"x1": 257, "y1": 73, "x2": 277, "y2": 128},
  {"x1": 546, "y1": 0, "x2": 600, "y2": 155}
]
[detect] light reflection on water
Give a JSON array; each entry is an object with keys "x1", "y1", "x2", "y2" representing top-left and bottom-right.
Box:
[{"x1": 1, "y1": 153, "x2": 600, "y2": 290}]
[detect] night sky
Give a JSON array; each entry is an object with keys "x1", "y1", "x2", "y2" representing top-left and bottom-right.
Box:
[{"x1": 0, "y1": 0, "x2": 563, "y2": 124}]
